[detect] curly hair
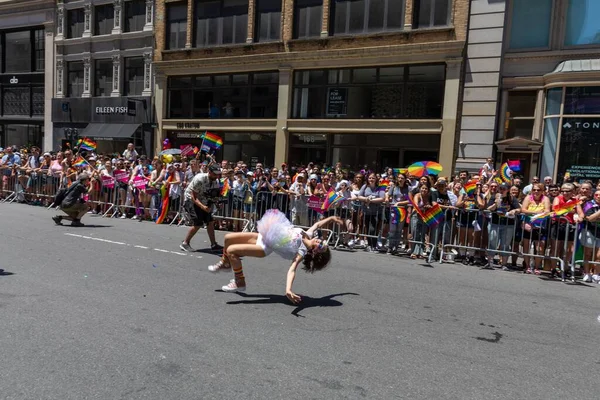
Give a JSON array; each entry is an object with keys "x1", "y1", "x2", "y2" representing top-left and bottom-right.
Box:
[{"x1": 302, "y1": 248, "x2": 332, "y2": 273}]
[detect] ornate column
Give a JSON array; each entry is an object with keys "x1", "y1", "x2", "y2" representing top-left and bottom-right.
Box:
[
  {"x1": 112, "y1": 0, "x2": 123, "y2": 34},
  {"x1": 56, "y1": 60, "x2": 65, "y2": 98},
  {"x1": 321, "y1": 0, "x2": 331, "y2": 37},
  {"x1": 83, "y1": 3, "x2": 92, "y2": 37},
  {"x1": 144, "y1": 0, "x2": 154, "y2": 32},
  {"x1": 82, "y1": 56, "x2": 92, "y2": 98},
  {"x1": 404, "y1": 0, "x2": 413, "y2": 31},
  {"x1": 246, "y1": 0, "x2": 255, "y2": 43},
  {"x1": 142, "y1": 52, "x2": 153, "y2": 96},
  {"x1": 111, "y1": 55, "x2": 121, "y2": 97},
  {"x1": 56, "y1": 1, "x2": 65, "y2": 39}
]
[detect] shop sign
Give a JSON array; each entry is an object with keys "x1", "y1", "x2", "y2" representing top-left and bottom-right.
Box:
[
  {"x1": 326, "y1": 88, "x2": 348, "y2": 117},
  {"x1": 95, "y1": 106, "x2": 128, "y2": 115},
  {"x1": 174, "y1": 131, "x2": 203, "y2": 139},
  {"x1": 566, "y1": 165, "x2": 600, "y2": 179},
  {"x1": 176, "y1": 122, "x2": 202, "y2": 129}
]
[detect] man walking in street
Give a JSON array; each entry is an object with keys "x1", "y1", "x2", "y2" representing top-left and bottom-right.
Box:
[{"x1": 180, "y1": 164, "x2": 224, "y2": 252}]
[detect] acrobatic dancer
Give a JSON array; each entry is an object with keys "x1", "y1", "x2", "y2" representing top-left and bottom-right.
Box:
[{"x1": 208, "y1": 209, "x2": 343, "y2": 304}]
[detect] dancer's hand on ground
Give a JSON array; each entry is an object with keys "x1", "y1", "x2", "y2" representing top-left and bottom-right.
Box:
[{"x1": 286, "y1": 291, "x2": 302, "y2": 304}]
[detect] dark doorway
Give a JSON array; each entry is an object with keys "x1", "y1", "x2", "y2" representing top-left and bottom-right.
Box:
[{"x1": 378, "y1": 149, "x2": 400, "y2": 170}]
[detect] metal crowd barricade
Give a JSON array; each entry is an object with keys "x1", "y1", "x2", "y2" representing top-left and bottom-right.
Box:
[
  {"x1": 212, "y1": 189, "x2": 254, "y2": 232},
  {"x1": 572, "y1": 220, "x2": 600, "y2": 283}
]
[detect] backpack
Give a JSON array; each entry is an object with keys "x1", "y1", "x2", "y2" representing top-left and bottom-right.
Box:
[{"x1": 53, "y1": 187, "x2": 69, "y2": 206}]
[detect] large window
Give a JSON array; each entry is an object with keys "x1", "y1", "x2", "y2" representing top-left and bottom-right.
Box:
[
  {"x1": 67, "y1": 61, "x2": 84, "y2": 97},
  {"x1": 255, "y1": 0, "x2": 280, "y2": 42},
  {"x1": 564, "y1": 87, "x2": 600, "y2": 115},
  {"x1": 5, "y1": 30, "x2": 31, "y2": 73},
  {"x1": 413, "y1": 0, "x2": 450, "y2": 29},
  {"x1": 332, "y1": 0, "x2": 404, "y2": 35},
  {"x1": 124, "y1": 57, "x2": 144, "y2": 96},
  {"x1": 94, "y1": 59, "x2": 113, "y2": 97},
  {"x1": 509, "y1": 0, "x2": 552, "y2": 49},
  {"x1": 3, "y1": 87, "x2": 30, "y2": 115},
  {"x1": 504, "y1": 91, "x2": 536, "y2": 139},
  {"x1": 292, "y1": 65, "x2": 445, "y2": 119},
  {"x1": 95, "y1": 4, "x2": 115, "y2": 35},
  {"x1": 124, "y1": 0, "x2": 146, "y2": 32},
  {"x1": 167, "y1": 72, "x2": 279, "y2": 118},
  {"x1": 294, "y1": 0, "x2": 322, "y2": 39},
  {"x1": 565, "y1": 0, "x2": 600, "y2": 46},
  {"x1": 34, "y1": 29, "x2": 44, "y2": 71},
  {"x1": 194, "y1": 0, "x2": 248, "y2": 47},
  {"x1": 67, "y1": 8, "x2": 85, "y2": 39},
  {"x1": 167, "y1": 3, "x2": 188, "y2": 49}
]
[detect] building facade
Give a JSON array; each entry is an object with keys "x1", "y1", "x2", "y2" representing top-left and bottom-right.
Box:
[
  {"x1": 457, "y1": 0, "x2": 600, "y2": 182},
  {"x1": 153, "y1": 0, "x2": 469, "y2": 171},
  {"x1": 0, "y1": 0, "x2": 55, "y2": 151},
  {"x1": 53, "y1": 0, "x2": 155, "y2": 155}
]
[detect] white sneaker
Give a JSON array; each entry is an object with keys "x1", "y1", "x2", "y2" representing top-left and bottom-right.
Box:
[
  {"x1": 120, "y1": 214, "x2": 127, "y2": 219},
  {"x1": 582, "y1": 274, "x2": 592, "y2": 283},
  {"x1": 180, "y1": 242, "x2": 194, "y2": 252},
  {"x1": 591, "y1": 274, "x2": 600, "y2": 283},
  {"x1": 132, "y1": 215, "x2": 139, "y2": 220},
  {"x1": 347, "y1": 239, "x2": 356, "y2": 248},
  {"x1": 208, "y1": 260, "x2": 231, "y2": 273},
  {"x1": 222, "y1": 279, "x2": 246, "y2": 292}
]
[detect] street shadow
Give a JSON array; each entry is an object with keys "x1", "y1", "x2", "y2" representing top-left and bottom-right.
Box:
[
  {"x1": 0, "y1": 269, "x2": 15, "y2": 276},
  {"x1": 194, "y1": 247, "x2": 221, "y2": 254},
  {"x1": 224, "y1": 292, "x2": 360, "y2": 317},
  {"x1": 58, "y1": 224, "x2": 112, "y2": 228}
]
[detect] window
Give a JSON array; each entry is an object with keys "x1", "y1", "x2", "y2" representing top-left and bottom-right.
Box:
[
  {"x1": 564, "y1": 87, "x2": 600, "y2": 114},
  {"x1": 5, "y1": 31, "x2": 31, "y2": 73},
  {"x1": 124, "y1": 57, "x2": 144, "y2": 96},
  {"x1": 67, "y1": 61, "x2": 84, "y2": 97},
  {"x1": 124, "y1": 0, "x2": 146, "y2": 32},
  {"x1": 294, "y1": 0, "x2": 322, "y2": 39},
  {"x1": 167, "y1": 3, "x2": 188, "y2": 49},
  {"x1": 292, "y1": 65, "x2": 444, "y2": 119},
  {"x1": 332, "y1": 0, "x2": 404, "y2": 35},
  {"x1": 34, "y1": 29, "x2": 44, "y2": 71},
  {"x1": 256, "y1": 0, "x2": 281, "y2": 42},
  {"x1": 94, "y1": 59, "x2": 113, "y2": 97},
  {"x1": 32, "y1": 86, "x2": 44, "y2": 115},
  {"x1": 413, "y1": 0, "x2": 450, "y2": 29},
  {"x1": 67, "y1": 8, "x2": 85, "y2": 39},
  {"x1": 3, "y1": 87, "x2": 30, "y2": 115},
  {"x1": 565, "y1": 0, "x2": 600, "y2": 46},
  {"x1": 504, "y1": 91, "x2": 536, "y2": 139},
  {"x1": 509, "y1": 0, "x2": 552, "y2": 49},
  {"x1": 95, "y1": 4, "x2": 115, "y2": 35},
  {"x1": 194, "y1": 0, "x2": 248, "y2": 47},
  {"x1": 167, "y1": 72, "x2": 278, "y2": 118}
]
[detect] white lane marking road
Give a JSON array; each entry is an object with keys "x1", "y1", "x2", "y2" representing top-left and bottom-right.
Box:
[{"x1": 64, "y1": 233, "x2": 203, "y2": 258}]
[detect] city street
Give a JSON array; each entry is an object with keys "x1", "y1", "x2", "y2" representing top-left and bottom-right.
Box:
[{"x1": 1, "y1": 203, "x2": 599, "y2": 400}]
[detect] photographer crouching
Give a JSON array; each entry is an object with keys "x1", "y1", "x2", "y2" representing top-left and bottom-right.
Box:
[{"x1": 51, "y1": 173, "x2": 92, "y2": 227}]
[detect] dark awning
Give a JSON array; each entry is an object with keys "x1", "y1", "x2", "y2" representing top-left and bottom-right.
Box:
[{"x1": 80, "y1": 124, "x2": 140, "y2": 141}]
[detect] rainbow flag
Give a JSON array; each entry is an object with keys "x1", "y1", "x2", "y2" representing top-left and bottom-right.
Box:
[
  {"x1": 393, "y1": 168, "x2": 407, "y2": 176},
  {"x1": 220, "y1": 178, "x2": 230, "y2": 197},
  {"x1": 500, "y1": 163, "x2": 512, "y2": 182},
  {"x1": 201, "y1": 132, "x2": 223, "y2": 153},
  {"x1": 530, "y1": 211, "x2": 553, "y2": 222},
  {"x1": 73, "y1": 156, "x2": 88, "y2": 168},
  {"x1": 77, "y1": 137, "x2": 97, "y2": 151},
  {"x1": 322, "y1": 188, "x2": 343, "y2": 211},
  {"x1": 553, "y1": 199, "x2": 580, "y2": 216},
  {"x1": 410, "y1": 197, "x2": 444, "y2": 228},
  {"x1": 377, "y1": 179, "x2": 390, "y2": 192},
  {"x1": 155, "y1": 173, "x2": 175, "y2": 224},
  {"x1": 391, "y1": 206, "x2": 407, "y2": 224},
  {"x1": 464, "y1": 180, "x2": 477, "y2": 196},
  {"x1": 507, "y1": 160, "x2": 521, "y2": 172}
]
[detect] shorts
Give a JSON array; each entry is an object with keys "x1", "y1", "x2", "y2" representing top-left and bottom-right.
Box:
[
  {"x1": 580, "y1": 228, "x2": 600, "y2": 249},
  {"x1": 232, "y1": 196, "x2": 244, "y2": 211},
  {"x1": 256, "y1": 233, "x2": 273, "y2": 256},
  {"x1": 184, "y1": 199, "x2": 213, "y2": 227},
  {"x1": 61, "y1": 203, "x2": 87, "y2": 215},
  {"x1": 550, "y1": 223, "x2": 576, "y2": 241},
  {"x1": 522, "y1": 228, "x2": 546, "y2": 241}
]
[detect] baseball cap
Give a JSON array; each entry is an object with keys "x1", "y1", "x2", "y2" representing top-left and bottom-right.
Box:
[
  {"x1": 309, "y1": 174, "x2": 318, "y2": 180},
  {"x1": 246, "y1": 171, "x2": 254, "y2": 176},
  {"x1": 499, "y1": 183, "x2": 509, "y2": 189},
  {"x1": 208, "y1": 165, "x2": 222, "y2": 174}
]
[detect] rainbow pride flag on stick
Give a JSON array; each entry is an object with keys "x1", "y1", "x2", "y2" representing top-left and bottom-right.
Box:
[
  {"x1": 553, "y1": 199, "x2": 581, "y2": 216},
  {"x1": 464, "y1": 180, "x2": 477, "y2": 196},
  {"x1": 377, "y1": 179, "x2": 390, "y2": 192},
  {"x1": 73, "y1": 155, "x2": 89, "y2": 168},
  {"x1": 507, "y1": 160, "x2": 521, "y2": 172},
  {"x1": 220, "y1": 178, "x2": 230, "y2": 197},
  {"x1": 201, "y1": 132, "x2": 223, "y2": 153},
  {"x1": 322, "y1": 188, "x2": 343, "y2": 211},
  {"x1": 410, "y1": 198, "x2": 444, "y2": 228},
  {"x1": 391, "y1": 206, "x2": 407, "y2": 225},
  {"x1": 77, "y1": 137, "x2": 97, "y2": 152}
]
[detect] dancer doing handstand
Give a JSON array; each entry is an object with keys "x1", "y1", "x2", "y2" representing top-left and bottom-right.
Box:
[{"x1": 208, "y1": 209, "x2": 343, "y2": 304}]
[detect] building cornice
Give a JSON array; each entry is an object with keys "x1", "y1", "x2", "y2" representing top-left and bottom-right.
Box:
[
  {"x1": 0, "y1": 0, "x2": 54, "y2": 12},
  {"x1": 504, "y1": 48, "x2": 600, "y2": 63}
]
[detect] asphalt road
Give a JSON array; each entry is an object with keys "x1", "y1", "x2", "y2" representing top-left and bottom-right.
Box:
[{"x1": 0, "y1": 203, "x2": 599, "y2": 400}]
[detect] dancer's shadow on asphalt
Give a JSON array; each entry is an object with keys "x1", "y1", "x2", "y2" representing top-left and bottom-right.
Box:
[
  {"x1": 224, "y1": 292, "x2": 359, "y2": 317},
  {"x1": 0, "y1": 269, "x2": 15, "y2": 276}
]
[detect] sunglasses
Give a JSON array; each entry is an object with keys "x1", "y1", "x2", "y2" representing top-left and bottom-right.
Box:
[
  {"x1": 561, "y1": 190, "x2": 572, "y2": 193},
  {"x1": 532, "y1": 189, "x2": 542, "y2": 192}
]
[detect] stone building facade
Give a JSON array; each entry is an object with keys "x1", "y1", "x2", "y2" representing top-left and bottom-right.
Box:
[{"x1": 152, "y1": 0, "x2": 470, "y2": 171}]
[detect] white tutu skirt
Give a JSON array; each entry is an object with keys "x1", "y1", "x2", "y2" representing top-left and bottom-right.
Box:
[{"x1": 256, "y1": 209, "x2": 303, "y2": 260}]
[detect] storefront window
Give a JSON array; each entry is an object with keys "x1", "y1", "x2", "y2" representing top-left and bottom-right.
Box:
[
  {"x1": 167, "y1": 72, "x2": 278, "y2": 118},
  {"x1": 3, "y1": 124, "x2": 43, "y2": 149},
  {"x1": 508, "y1": 0, "x2": 552, "y2": 50},
  {"x1": 332, "y1": 0, "x2": 404, "y2": 35},
  {"x1": 557, "y1": 118, "x2": 600, "y2": 180},
  {"x1": 292, "y1": 65, "x2": 444, "y2": 119},
  {"x1": 564, "y1": 86, "x2": 600, "y2": 114},
  {"x1": 294, "y1": 0, "x2": 322, "y2": 39},
  {"x1": 3, "y1": 87, "x2": 30, "y2": 116},
  {"x1": 565, "y1": 0, "x2": 600, "y2": 46},
  {"x1": 5, "y1": 30, "x2": 31, "y2": 73}
]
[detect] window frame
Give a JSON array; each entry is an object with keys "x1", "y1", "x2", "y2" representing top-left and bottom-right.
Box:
[
  {"x1": 166, "y1": 2, "x2": 188, "y2": 50},
  {"x1": 94, "y1": 59, "x2": 114, "y2": 97},
  {"x1": 67, "y1": 61, "x2": 85, "y2": 98},
  {"x1": 193, "y1": 0, "x2": 249, "y2": 48},
  {"x1": 331, "y1": 0, "x2": 405, "y2": 36},
  {"x1": 505, "y1": 0, "x2": 555, "y2": 52},
  {"x1": 94, "y1": 3, "x2": 115, "y2": 36},
  {"x1": 503, "y1": 90, "x2": 538, "y2": 140},
  {"x1": 124, "y1": 0, "x2": 147, "y2": 33},
  {"x1": 562, "y1": 0, "x2": 600, "y2": 49},
  {"x1": 412, "y1": 0, "x2": 451, "y2": 30},
  {"x1": 4, "y1": 29, "x2": 32, "y2": 73},
  {"x1": 255, "y1": 0, "x2": 281, "y2": 42},
  {"x1": 67, "y1": 8, "x2": 85, "y2": 39},
  {"x1": 293, "y1": 0, "x2": 323, "y2": 39},
  {"x1": 124, "y1": 57, "x2": 145, "y2": 96}
]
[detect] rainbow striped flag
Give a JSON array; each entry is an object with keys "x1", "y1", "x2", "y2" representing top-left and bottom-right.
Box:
[
  {"x1": 507, "y1": 160, "x2": 521, "y2": 172},
  {"x1": 73, "y1": 155, "x2": 88, "y2": 168},
  {"x1": 220, "y1": 178, "x2": 230, "y2": 197},
  {"x1": 530, "y1": 211, "x2": 553, "y2": 222},
  {"x1": 500, "y1": 163, "x2": 512, "y2": 182},
  {"x1": 464, "y1": 180, "x2": 477, "y2": 196},
  {"x1": 393, "y1": 168, "x2": 407, "y2": 176},
  {"x1": 201, "y1": 132, "x2": 223, "y2": 153},
  {"x1": 553, "y1": 199, "x2": 580, "y2": 216},
  {"x1": 77, "y1": 137, "x2": 97, "y2": 151},
  {"x1": 322, "y1": 188, "x2": 343, "y2": 211},
  {"x1": 410, "y1": 197, "x2": 444, "y2": 228},
  {"x1": 377, "y1": 179, "x2": 390, "y2": 192},
  {"x1": 391, "y1": 206, "x2": 407, "y2": 224}
]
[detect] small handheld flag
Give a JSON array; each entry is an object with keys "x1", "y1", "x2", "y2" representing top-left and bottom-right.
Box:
[
  {"x1": 500, "y1": 163, "x2": 512, "y2": 182},
  {"x1": 377, "y1": 179, "x2": 390, "y2": 192},
  {"x1": 464, "y1": 180, "x2": 477, "y2": 196},
  {"x1": 507, "y1": 160, "x2": 521, "y2": 172},
  {"x1": 78, "y1": 137, "x2": 97, "y2": 152},
  {"x1": 201, "y1": 132, "x2": 223, "y2": 153},
  {"x1": 553, "y1": 199, "x2": 580, "y2": 216},
  {"x1": 322, "y1": 188, "x2": 343, "y2": 211},
  {"x1": 220, "y1": 178, "x2": 230, "y2": 197},
  {"x1": 73, "y1": 155, "x2": 88, "y2": 168},
  {"x1": 391, "y1": 206, "x2": 407, "y2": 225}
]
